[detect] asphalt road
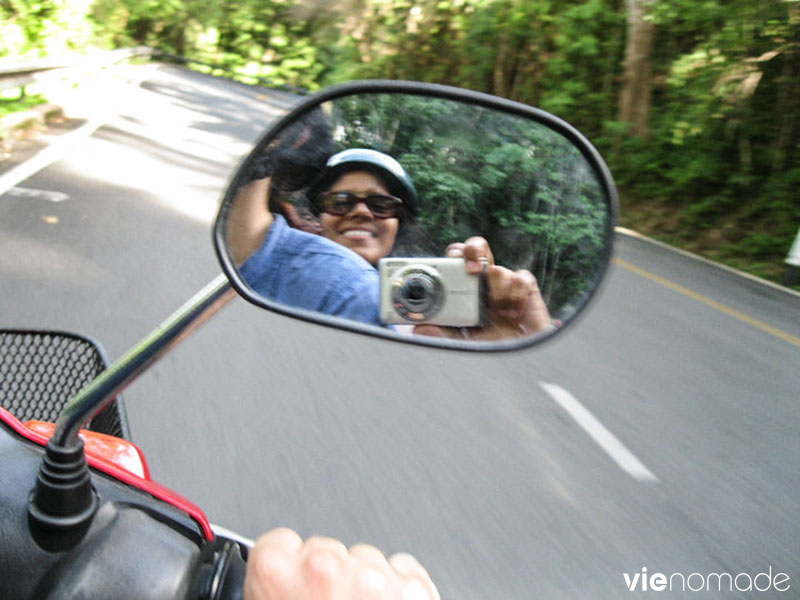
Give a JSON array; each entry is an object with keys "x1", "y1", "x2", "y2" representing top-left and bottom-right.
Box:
[{"x1": 1, "y1": 64, "x2": 798, "y2": 598}]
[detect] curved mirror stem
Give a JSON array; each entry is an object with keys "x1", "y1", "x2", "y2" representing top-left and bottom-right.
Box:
[{"x1": 52, "y1": 274, "x2": 236, "y2": 448}]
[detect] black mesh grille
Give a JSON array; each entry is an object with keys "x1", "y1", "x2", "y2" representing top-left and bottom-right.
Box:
[{"x1": 0, "y1": 330, "x2": 128, "y2": 438}]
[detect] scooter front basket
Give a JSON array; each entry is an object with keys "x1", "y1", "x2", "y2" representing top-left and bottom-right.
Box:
[{"x1": 0, "y1": 329, "x2": 130, "y2": 439}]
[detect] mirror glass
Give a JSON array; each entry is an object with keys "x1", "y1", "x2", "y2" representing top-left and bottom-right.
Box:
[{"x1": 215, "y1": 86, "x2": 615, "y2": 348}]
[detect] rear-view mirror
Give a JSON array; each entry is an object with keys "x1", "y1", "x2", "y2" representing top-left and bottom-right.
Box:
[{"x1": 214, "y1": 81, "x2": 617, "y2": 351}]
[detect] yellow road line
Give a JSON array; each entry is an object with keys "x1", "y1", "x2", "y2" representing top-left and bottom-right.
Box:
[{"x1": 613, "y1": 257, "x2": 800, "y2": 349}]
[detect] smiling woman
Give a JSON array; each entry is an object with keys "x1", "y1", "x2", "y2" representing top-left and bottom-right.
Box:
[
  {"x1": 310, "y1": 148, "x2": 416, "y2": 266},
  {"x1": 317, "y1": 170, "x2": 400, "y2": 266},
  {"x1": 215, "y1": 80, "x2": 617, "y2": 350}
]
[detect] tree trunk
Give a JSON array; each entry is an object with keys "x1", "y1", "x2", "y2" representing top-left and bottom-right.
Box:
[
  {"x1": 493, "y1": 39, "x2": 513, "y2": 98},
  {"x1": 618, "y1": 0, "x2": 656, "y2": 137},
  {"x1": 771, "y1": 51, "x2": 798, "y2": 173}
]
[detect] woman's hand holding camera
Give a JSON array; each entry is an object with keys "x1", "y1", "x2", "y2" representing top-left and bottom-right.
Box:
[{"x1": 413, "y1": 236, "x2": 552, "y2": 340}]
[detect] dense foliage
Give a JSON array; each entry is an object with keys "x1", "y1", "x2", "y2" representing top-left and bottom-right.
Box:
[{"x1": 2, "y1": 0, "x2": 798, "y2": 284}]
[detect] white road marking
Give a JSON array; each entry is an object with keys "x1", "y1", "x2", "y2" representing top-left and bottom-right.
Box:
[
  {"x1": 0, "y1": 117, "x2": 105, "y2": 197},
  {"x1": 7, "y1": 187, "x2": 69, "y2": 202},
  {"x1": 540, "y1": 382, "x2": 659, "y2": 483}
]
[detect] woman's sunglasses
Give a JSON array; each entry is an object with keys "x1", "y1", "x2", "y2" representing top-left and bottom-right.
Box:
[{"x1": 316, "y1": 191, "x2": 403, "y2": 219}]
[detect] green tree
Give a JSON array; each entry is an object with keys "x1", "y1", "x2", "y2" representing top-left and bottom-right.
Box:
[
  {"x1": 617, "y1": 0, "x2": 799, "y2": 280},
  {"x1": 1, "y1": 0, "x2": 96, "y2": 57}
]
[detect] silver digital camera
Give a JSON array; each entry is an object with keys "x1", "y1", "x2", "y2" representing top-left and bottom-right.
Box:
[{"x1": 378, "y1": 257, "x2": 485, "y2": 327}]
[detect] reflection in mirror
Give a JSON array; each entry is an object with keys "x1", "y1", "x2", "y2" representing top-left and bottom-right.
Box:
[{"x1": 218, "y1": 89, "x2": 614, "y2": 345}]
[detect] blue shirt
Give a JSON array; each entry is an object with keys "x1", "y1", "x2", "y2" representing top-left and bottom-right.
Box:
[{"x1": 239, "y1": 215, "x2": 383, "y2": 326}]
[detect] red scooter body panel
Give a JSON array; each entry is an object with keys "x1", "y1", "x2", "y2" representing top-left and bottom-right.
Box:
[
  {"x1": 0, "y1": 407, "x2": 213, "y2": 541},
  {"x1": 25, "y1": 420, "x2": 151, "y2": 479}
]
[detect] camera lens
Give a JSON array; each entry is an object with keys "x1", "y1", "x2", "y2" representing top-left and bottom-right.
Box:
[
  {"x1": 400, "y1": 275, "x2": 435, "y2": 311},
  {"x1": 390, "y1": 265, "x2": 444, "y2": 322}
]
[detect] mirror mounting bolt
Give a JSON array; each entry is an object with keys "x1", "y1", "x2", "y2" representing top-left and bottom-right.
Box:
[{"x1": 28, "y1": 438, "x2": 98, "y2": 540}]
